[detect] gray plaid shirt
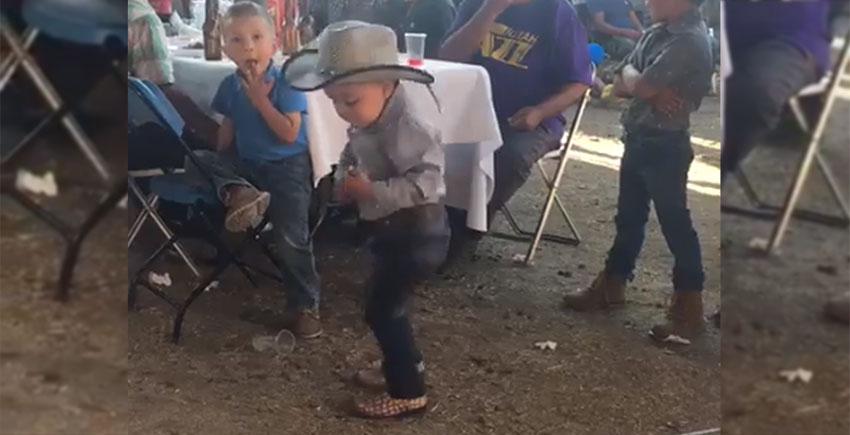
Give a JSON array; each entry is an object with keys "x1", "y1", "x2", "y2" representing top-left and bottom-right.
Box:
[
  {"x1": 335, "y1": 86, "x2": 446, "y2": 221},
  {"x1": 619, "y1": 8, "x2": 712, "y2": 131}
]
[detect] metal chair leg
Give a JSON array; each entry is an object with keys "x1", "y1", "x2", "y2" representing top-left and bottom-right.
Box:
[
  {"x1": 0, "y1": 19, "x2": 111, "y2": 182},
  {"x1": 766, "y1": 52, "x2": 849, "y2": 253},
  {"x1": 129, "y1": 195, "x2": 158, "y2": 247},
  {"x1": 56, "y1": 180, "x2": 127, "y2": 301},
  {"x1": 0, "y1": 26, "x2": 38, "y2": 90},
  {"x1": 129, "y1": 179, "x2": 201, "y2": 277}
]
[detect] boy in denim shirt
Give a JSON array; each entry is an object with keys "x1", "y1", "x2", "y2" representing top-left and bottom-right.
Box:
[
  {"x1": 190, "y1": 2, "x2": 322, "y2": 338},
  {"x1": 562, "y1": 0, "x2": 712, "y2": 344}
]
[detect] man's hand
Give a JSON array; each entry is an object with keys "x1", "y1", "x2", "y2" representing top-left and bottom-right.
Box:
[
  {"x1": 623, "y1": 29, "x2": 642, "y2": 40},
  {"x1": 650, "y1": 88, "x2": 685, "y2": 117},
  {"x1": 239, "y1": 63, "x2": 274, "y2": 109},
  {"x1": 343, "y1": 170, "x2": 374, "y2": 202},
  {"x1": 508, "y1": 106, "x2": 544, "y2": 131}
]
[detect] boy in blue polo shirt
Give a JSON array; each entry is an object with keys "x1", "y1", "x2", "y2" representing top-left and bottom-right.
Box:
[{"x1": 190, "y1": 2, "x2": 322, "y2": 338}]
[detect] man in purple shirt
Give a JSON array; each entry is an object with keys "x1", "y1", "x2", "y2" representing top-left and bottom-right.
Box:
[
  {"x1": 439, "y1": 0, "x2": 592, "y2": 263},
  {"x1": 721, "y1": 0, "x2": 831, "y2": 181}
]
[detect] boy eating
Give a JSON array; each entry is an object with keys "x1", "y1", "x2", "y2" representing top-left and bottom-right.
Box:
[
  {"x1": 190, "y1": 2, "x2": 322, "y2": 338},
  {"x1": 562, "y1": 0, "x2": 712, "y2": 344},
  {"x1": 284, "y1": 21, "x2": 449, "y2": 418}
]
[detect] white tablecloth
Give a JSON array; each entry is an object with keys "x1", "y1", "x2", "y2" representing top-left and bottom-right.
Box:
[{"x1": 171, "y1": 56, "x2": 503, "y2": 231}]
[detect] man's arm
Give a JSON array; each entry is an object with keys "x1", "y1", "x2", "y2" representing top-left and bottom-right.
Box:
[
  {"x1": 439, "y1": 0, "x2": 513, "y2": 62},
  {"x1": 593, "y1": 12, "x2": 641, "y2": 39},
  {"x1": 534, "y1": 82, "x2": 590, "y2": 120},
  {"x1": 628, "y1": 10, "x2": 644, "y2": 32}
]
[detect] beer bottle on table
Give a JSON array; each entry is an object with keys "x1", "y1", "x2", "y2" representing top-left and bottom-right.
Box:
[{"x1": 203, "y1": 0, "x2": 222, "y2": 60}]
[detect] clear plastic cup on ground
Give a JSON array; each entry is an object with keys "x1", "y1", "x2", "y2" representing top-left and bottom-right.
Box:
[{"x1": 404, "y1": 33, "x2": 427, "y2": 67}]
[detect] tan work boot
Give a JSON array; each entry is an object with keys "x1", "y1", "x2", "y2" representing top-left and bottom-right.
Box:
[
  {"x1": 223, "y1": 186, "x2": 270, "y2": 232},
  {"x1": 562, "y1": 271, "x2": 626, "y2": 312},
  {"x1": 824, "y1": 294, "x2": 850, "y2": 325},
  {"x1": 282, "y1": 308, "x2": 323, "y2": 339},
  {"x1": 650, "y1": 291, "x2": 705, "y2": 344}
]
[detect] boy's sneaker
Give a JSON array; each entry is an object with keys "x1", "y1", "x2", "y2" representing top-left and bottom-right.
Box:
[
  {"x1": 223, "y1": 186, "x2": 270, "y2": 232},
  {"x1": 282, "y1": 308, "x2": 323, "y2": 339}
]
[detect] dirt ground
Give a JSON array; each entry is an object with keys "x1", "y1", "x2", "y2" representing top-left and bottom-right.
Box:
[
  {"x1": 121, "y1": 98, "x2": 720, "y2": 435},
  {"x1": 720, "y1": 99, "x2": 850, "y2": 435},
  {"x1": 2, "y1": 92, "x2": 723, "y2": 434}
]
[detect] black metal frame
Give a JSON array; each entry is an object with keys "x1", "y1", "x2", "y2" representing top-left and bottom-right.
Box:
[
  {"x1": 0, "y1": 14, "x2": 127, "y2": 301},
  {"x1": 127, "y1": 79, "x2": 286, "y2": 344}
]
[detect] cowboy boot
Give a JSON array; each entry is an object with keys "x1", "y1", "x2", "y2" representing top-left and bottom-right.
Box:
[
  {"x1": 562, "y1": 271, "x2": 626, "y2": 312},
  {"x1": 824, "y1": 293, "x2": 850, "y2": 325},
  {"x1": 650, "y1": 291, "x2": 705, "y2": 343}
]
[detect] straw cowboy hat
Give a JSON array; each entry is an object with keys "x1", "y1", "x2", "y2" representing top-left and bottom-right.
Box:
[{"x1": 283, "y1": 20, "x2": 434, "y2": 91}]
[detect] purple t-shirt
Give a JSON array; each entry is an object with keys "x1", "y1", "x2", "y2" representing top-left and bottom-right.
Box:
[
  {"x1": 445, "y1": 0, "x2": 593, "y2": 135},
  {"x1": 725, "y1": 0, "x2": 831, "y2": 76}
]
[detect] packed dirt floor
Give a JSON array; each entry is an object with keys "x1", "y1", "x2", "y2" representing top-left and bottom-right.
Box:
[
  {"x1": 720, "y1": 98, "x2": 850, "y2": 435},
  {"x1": 2, "y1": 77, "x2": 723, "y2": 434}
]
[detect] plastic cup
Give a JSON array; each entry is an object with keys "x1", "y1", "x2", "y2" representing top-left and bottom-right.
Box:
[{"x1": 405, "y1": 33, "x2": 427, "y2": 66}]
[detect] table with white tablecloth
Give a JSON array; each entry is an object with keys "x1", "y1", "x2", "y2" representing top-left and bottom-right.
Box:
[{"x1": 171, "y1": 56, "x2": 503, "y2": 232}]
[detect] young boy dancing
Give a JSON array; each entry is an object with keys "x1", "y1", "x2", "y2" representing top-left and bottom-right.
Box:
[
  {"x1": 562, "y1": 0, "x2": 712, "y2": 343},
  {"x1": 189, "y1": 2, "x2": 322, "y2": 337},
  {"x1": 284, "y1": 21, "x2": 449, "y2": 418}
]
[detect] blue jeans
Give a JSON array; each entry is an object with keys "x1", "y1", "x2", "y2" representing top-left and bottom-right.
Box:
[
  {"x1": 605, "y1": 127, "x2": 705, "y2": 291},
  {"x1": 189, "y1": 150, "x2": 321, "y2": 310}
]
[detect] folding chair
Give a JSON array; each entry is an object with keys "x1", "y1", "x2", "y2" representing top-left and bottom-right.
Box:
[
  {"x1": 491, "y1": 87, "x2": 592, "y2": 265},
  {"x1": 0, "y1": 0, "x2": 127, "y2": 181},
  {"x1": 127, "y1": 78, "x2": 286, "y2": 344},
  {"x1": 0, "y1": 0, "x2": 127, "y2": 301},
  {"x1": 721, "y1": 31, "x2": 850, "y2": 254}
]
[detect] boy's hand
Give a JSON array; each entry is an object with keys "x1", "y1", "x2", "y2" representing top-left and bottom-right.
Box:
[
  {"x1": 239, "y1": 64, "x2": 274, "y2": 109},
  {"x1": 651, "y1": 88, "x2": 685, "y2": 117},
  {"x1": 508, "y1": 106, "x2": 544, "y2": 131},
  {"x1": 343, "y1": 170, "x2": 374, "y2": 202}
]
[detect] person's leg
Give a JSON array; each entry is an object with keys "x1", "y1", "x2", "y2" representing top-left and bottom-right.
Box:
[
  {"x1": 357, "y1": 207, "x2": 448, "y2": 417},
  {"x1": 246, "y1": 153, "x2": 322, "y2": 336},
  {"x1": 185, "y1": 150, "x2": 270, "y2": 231},
  {"x1": 563, "y1": 131, "x2": 650, "y2": 311},
  {"x1": 604, "y1": 132, "x2": 652, "y2": 279},
  {"x1": 487, "y1": 126, "x2": 561, "y2": 223},
  {"x1": 721, "y1": 40, "x2": 819, "y2": 182},
  {"x1": 640, "y1": 131, "x2": 705, "y2": 340}
]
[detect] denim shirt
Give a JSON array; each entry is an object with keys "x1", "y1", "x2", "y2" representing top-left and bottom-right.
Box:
[{"x1": 334, "y1": 86, "x2": 446, "y2": 221}]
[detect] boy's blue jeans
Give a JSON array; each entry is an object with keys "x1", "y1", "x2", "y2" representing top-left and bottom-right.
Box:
[
  {"x1": 604, "y1": 127, "x2": 705, "y2": 292},
  {"x1": 189, "y1": 150, "x2": 321, "y2": 310}
]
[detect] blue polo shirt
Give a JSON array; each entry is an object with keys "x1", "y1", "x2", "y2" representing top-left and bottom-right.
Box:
[{"x1": 211, "y1": 62, "x2": 309, "y2": 161}]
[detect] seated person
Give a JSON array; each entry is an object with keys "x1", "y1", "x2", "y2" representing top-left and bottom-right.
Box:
[
  {"x1": 129, "y1": 0, "x2": 219, "y2": 147},
  {"x1": 587, "y1": 0, "x2": 644, "y2": 59},
  {"x1": 187, "y1": 2, "x2": 323, "y2": 338},
  {"x1": 380, "y1": 0, "x2": 457, "y2": 58},
  {"x1": 721, "y1": 0, "x2": 831, "y2": 181},
  {"x1": 439, "y1": 0, "x2": 592, "y2": 263},
  {"x1": 310, "y1": 0, "x2": 389, "y2": 34}
]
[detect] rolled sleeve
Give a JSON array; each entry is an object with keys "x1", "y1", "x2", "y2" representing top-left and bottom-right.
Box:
[
  {"x1": 552, "y1": 4, "x2": 593, "y2": 86},
  {"x1": 641, "y1": 36, "x2": 700, "y2": 89}
]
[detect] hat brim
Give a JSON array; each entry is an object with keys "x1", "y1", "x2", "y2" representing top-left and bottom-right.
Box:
[{"x1": 283, "y1": 50, "x2": 435, "y2": 91}]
